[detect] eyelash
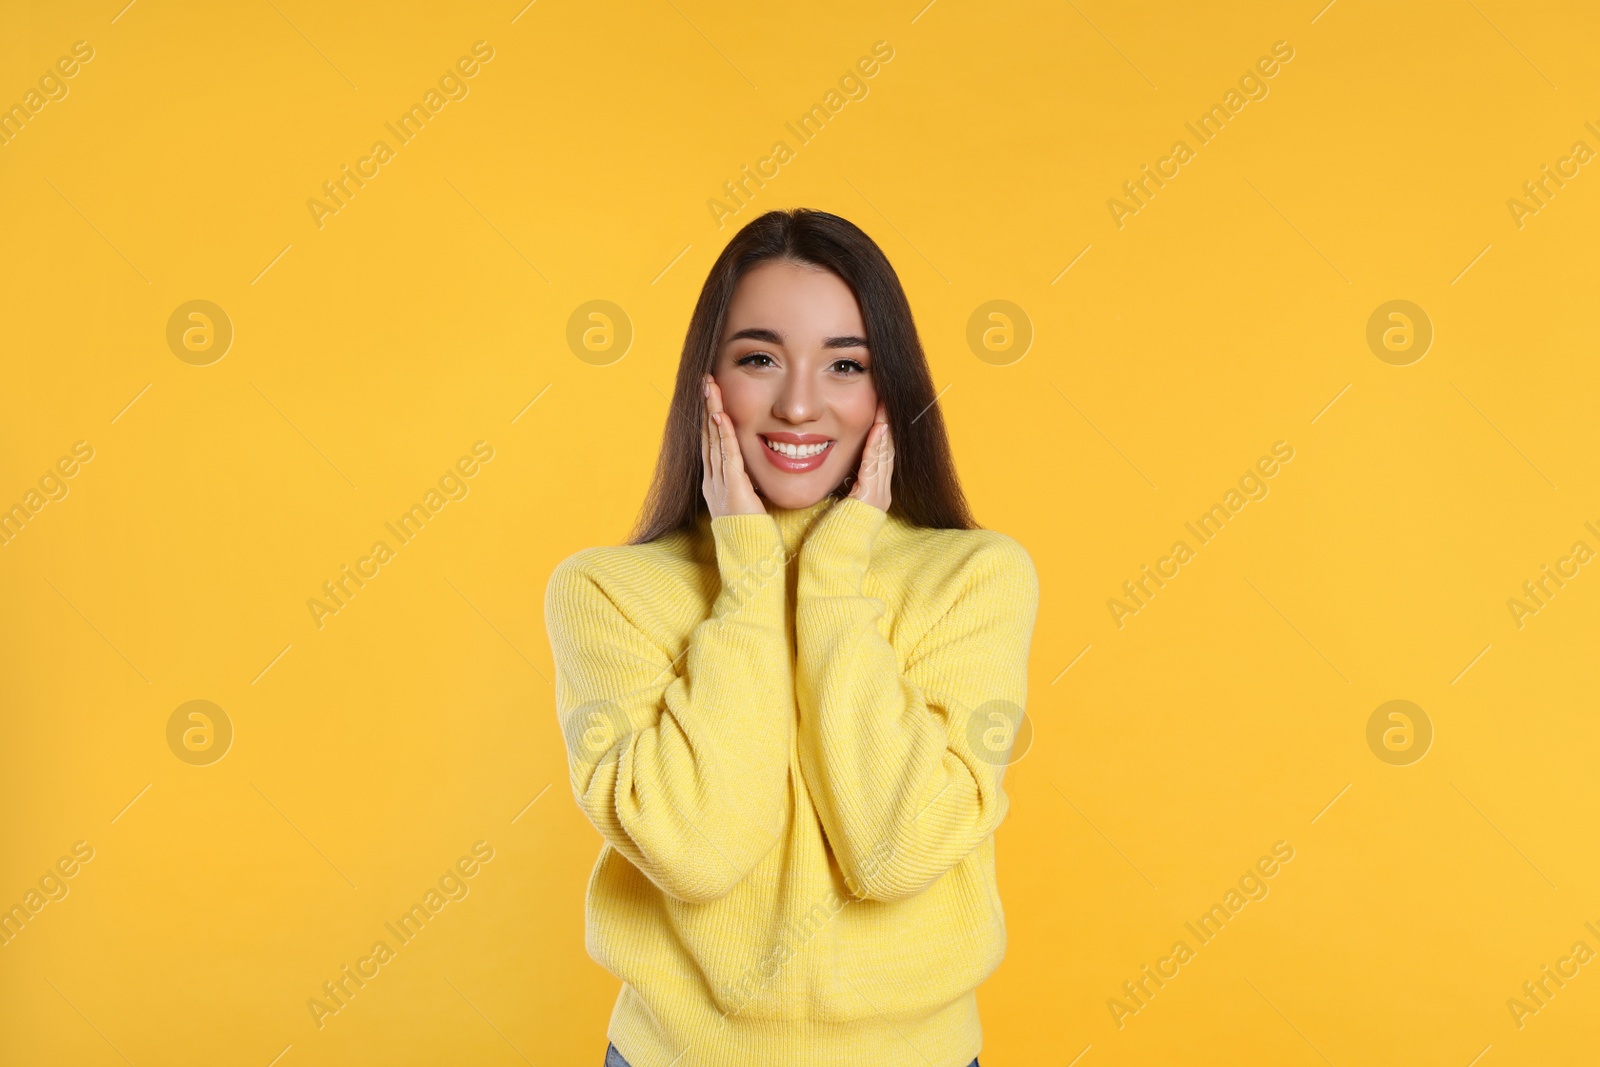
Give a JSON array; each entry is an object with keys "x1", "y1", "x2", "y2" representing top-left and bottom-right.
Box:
[{"x1": 735, "y1": 351, "x2": 868, "y2": 375}]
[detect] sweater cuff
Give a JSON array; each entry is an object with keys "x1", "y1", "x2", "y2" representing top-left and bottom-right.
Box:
[
  {"x1": 709, "y1": 513, "x2": 787, "y2": 614},
  {"x1": 797, "y1": 497, "x2": 888, "y2": 598}
]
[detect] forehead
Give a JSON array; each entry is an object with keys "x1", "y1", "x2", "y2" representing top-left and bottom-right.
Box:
[{"x1": 722, "y1": 260, "x2": 864, "y2": 340}]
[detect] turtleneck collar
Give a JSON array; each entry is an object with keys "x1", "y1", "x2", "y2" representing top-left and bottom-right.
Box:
[
  {"x1": 768, "y1": 493, "x2": 843, "y2": 554},
  {"x1": 691, "y1": 492, "x2": 846, "y2": 556}
]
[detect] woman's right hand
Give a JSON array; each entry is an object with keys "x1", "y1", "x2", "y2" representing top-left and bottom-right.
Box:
[{"x1": 701, "y1": 373, "x2": 766, "y2": 519}]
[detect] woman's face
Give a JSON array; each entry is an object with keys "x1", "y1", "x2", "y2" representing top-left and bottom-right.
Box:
[{"x1": 712, "y1": 258, "x2": 880, "y2": 510}]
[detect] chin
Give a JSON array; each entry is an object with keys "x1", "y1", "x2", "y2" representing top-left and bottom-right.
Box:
[
  {"x1": 758, "y1": 483, "x2": 838, "y2": 508},
  {"x1": 753, "y1": 474, "x2": 840, "y2": 510}
]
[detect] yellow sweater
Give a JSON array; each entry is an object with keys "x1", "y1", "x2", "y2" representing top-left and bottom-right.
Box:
[{"x1": 544, "y1": 494, "x2": 1039, "y2": 1067}]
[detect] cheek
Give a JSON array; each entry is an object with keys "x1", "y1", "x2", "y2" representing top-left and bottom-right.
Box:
[
  {"x1": 715, "y1": 376, "x2": 762, "y2": 424},
  {"x1": 714, "y1": 378, "x2": 766, "y2": 459},
  {"x1": 839, "y1": 393, "x2": 879, "y2": 445}
]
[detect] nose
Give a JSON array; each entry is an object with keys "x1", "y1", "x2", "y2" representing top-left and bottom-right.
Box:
[{"x1": 772, "y1": 369, "x2": 819, "y2": 424}]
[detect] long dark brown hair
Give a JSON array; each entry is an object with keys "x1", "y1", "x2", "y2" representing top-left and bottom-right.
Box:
[{"x1": 627, "y1": 208, "x2": 977, "y2": 545}]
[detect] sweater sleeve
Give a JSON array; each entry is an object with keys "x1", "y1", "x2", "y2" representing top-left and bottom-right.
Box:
[
  {"x1": 544, "y1": 515, "x2": 795, "y2": 904},
  {"x1": 794, "y1": 498, "x2": 1039, "y2": 903}
]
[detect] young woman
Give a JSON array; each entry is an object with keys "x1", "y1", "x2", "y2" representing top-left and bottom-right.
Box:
[{"x1": 545, "y1": 208, "x2": 1039, "y2": 1067}]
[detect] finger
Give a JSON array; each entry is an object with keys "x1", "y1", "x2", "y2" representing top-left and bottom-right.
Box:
[
  {"x1": 705, "y1": 376, "x2": 721, "y2": 480},
  {"x1": 700, "y1": 386, "x2": 713, "y2": 492},
  {"x1": 873, "y1": 422, "x2": 894, "y2": 498},
  {"x1": 708, "y1": 377, "x2": 740, "y2": 483},
  {"x1": 708, "y1": 378, "x2": 733, "y2": 448},
  {"x1": 851, "y1": 423, "x2": 883, "y2": 496},
  {"x1": 715, "y1": 403, "x2": 747, "y2": 482},
  {"x1": 705, "y1": 381, "x2": 727, "y2": 500},
  {"x1": 858, "y1": 424, "x2": 876, "y2": 478},
  {"x1": 867, "y1": 422, "x2": 889, "y2": 479},
  {"x1": 708, "y1": 411, "x2": 723, "y2": 489},
  {"x1": 700, "y1": 382, "x2": 709, "y2": 468}
]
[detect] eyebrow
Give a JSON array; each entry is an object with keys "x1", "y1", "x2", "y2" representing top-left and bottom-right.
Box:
[{"x1": 724, "y1": 326, "x2": 869, "y2": 350}]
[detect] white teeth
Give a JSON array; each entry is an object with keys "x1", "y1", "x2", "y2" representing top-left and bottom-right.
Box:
[{"x1": 764, "y1": 437, "x2": 830, "y2": 459}]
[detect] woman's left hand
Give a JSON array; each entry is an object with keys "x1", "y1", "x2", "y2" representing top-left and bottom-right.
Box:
[{"x1": 845, "y1": 401, "x2": 894, "y2": 512}]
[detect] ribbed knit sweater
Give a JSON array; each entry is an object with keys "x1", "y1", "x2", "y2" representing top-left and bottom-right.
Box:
[{"x1": 543, "y1": 493, "x2": 1040, "y2": 1067}]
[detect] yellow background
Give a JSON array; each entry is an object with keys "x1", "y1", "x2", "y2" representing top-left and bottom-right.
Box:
[{"x1": 3, "y1": 0, "x2": 1597, "y2": 1063}]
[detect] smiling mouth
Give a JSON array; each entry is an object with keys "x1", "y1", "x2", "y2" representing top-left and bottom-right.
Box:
[{"x1": 758, "y1": 434, "x2": 835, "y2": 471}]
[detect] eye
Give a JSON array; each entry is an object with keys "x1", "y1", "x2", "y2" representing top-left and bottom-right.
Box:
[
  {"x1": 735, "y1": 351, "x2": 776, "y2": 368},
  {"x1": 832, "y1": 358, "x2": 868, "y2": 375}
]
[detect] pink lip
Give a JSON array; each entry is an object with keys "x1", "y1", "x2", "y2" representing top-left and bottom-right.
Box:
[{"x1": 758, "y1": 433, "x2": 835, "y2": 473}]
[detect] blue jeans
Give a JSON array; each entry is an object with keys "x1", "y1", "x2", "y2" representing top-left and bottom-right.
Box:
[{"x1": 606, "y1": 1042, "x2": 977, "y2": 1066}]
